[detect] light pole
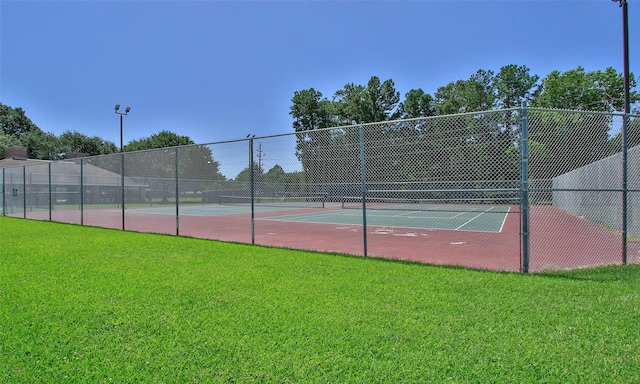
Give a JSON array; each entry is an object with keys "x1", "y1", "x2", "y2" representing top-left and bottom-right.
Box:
[
  {"x1": 114, "y1": 104, "x2": 131, "y2": 152},
  {"x1": 612, "y1": 0, "x2": 630, "y2": 264},
  {"x1": 612, "y1": 0, "x2": 630, "y2": 114},
  {"x1": 114, "y1": 104, "x2": 130, "y2": 230}
]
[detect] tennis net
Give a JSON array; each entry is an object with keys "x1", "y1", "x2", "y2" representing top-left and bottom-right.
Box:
[
  {"x1": 340, "y1": 189, "x2": 519, "y2": 213},
  {"x1": 219, "y1": 194, "x2": 326, "y2": 209}
]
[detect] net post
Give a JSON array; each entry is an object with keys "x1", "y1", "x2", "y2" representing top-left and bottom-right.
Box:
[
  {"x1": 520, "y1": 102, "x2": 530, "y2": 273},
  {"x1": 359, "y1": 124, "x2": 368, "y2": 257}
]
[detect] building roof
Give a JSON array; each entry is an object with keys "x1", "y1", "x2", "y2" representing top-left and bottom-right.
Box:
[
  {"x1": 1, "y1": 157, "x2": 146, "y2": 187},
  {"x1": 0, "y1": 157, "x2": 51, "y2": 169}
]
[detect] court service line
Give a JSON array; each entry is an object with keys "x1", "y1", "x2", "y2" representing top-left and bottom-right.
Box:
[
  {"x1": 497, "y1": 206, "x2": 511, "y2": 232},
  {"x1": 454, "y1": 206, "x2": 496, "y2": 230}
]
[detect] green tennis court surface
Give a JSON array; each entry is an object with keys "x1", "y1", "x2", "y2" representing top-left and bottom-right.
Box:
[
  {"x1": 127, "y1": 203, "x2": 512, "y2": 233},
  {"x1": 260, "y1": 205, "x2": 511, "y2": 232}
]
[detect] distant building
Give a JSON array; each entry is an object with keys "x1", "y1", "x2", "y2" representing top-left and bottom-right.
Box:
[{"x1": 1, "y1": 146, "x2": 147, "y2": 212}]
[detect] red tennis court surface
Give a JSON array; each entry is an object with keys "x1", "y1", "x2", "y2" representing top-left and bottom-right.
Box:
[{"x1": 18, "y1": 204, "x2": 639, "y2": 272}]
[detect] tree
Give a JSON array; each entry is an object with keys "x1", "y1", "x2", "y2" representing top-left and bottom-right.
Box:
[
  {"x1": 434, "y1": 70, "x2": 496, "y2": 115},
  {"x1": 234, "y1": 163, "x2": 264, "y2": 183},
  {"x1": 433, "y1": 80, "x2": 467, "y2": 115},
  {"x1": 494, "y1": 64, "x2": 540, "y2": 109},
  {"x1": 58, "y1": 131, "x2": 117, "y2": 157},
  {"x1": 0, "y1": 102, "x2": 61, "y2": 160},
  {"x1": 124, "y1": 130, "x2": 195, "y2": 151},
  {"x1": 22, "y1": 130, "x2": 61, "y2": 160},
  {"x1": 289, "y1": 88, "x2": 336, "y2": 184},
  {"x1": 289, "y1": 88, "x2": 335, "y2": 156},
  {"x1": 529, "y1": 67, "x2": 636, "y2": 178},
  {"x1": 492, "y1": 65, "x2": 540, "y2": 181},
  {"x1": 334, "y1": 76, "x2": 400, "y2": 124},
  {"x1": 122, "y1": 130, "x2": 224, "y2": 202},
  {"x1": 609, "y1": 117, "x2": 640, "y2": 154},
  {"x1": 0, "y1": 132, "x2": 15, "y2": 159},
  {"x1": 264, "y1": 164, "x2": 286, "y2": 183},
  {"x1": 0, "y1": 103, "x2": 40, "y2": 138},
  {"x1": 532, "y1": 66, "x2": 637, "y2": 112},
  {"x1": 395, "y1": 89, "x2": 435, "y2": 119}
]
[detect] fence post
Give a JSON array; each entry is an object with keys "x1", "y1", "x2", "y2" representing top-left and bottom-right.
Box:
[
  {"x1": 22, "y1": 166, "x2": 26, "y2": 219},
  {"x1": 1, "y1": 168, "x2": 4, "y2": 216},
  {"x1": 622, "y1": 113, "x2": 629, "y2": 264},
  {"x1": 48, "y1": 162, "x2": 52, "y2": 221},
  {"x1": 176, "y1": 147, "x2": 180, "y2": 236},
  {"x1": 249, "y1": 137, "x2": 255, "y2": 244},
  {"x1": 80, "y1": 159, "x2": 84, "y2": 226},
  {"x1": 359, "y1": 125, "x2": 368, "y2": 257},
  {"x1": 520, "y1": 103, "x2": 530, "y2": 273},
  {"x1": 121, "y1": 152, "x2": 125, "y2": 230}
]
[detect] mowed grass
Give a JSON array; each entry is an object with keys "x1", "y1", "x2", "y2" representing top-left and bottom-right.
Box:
[{"x1": 1, "y1": 217, "x2": 639, "y2": 383}]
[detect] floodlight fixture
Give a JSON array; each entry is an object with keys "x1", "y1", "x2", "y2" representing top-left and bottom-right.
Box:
[{"x1": 115, "y1": 104, "x2": 132, "y2": 152}]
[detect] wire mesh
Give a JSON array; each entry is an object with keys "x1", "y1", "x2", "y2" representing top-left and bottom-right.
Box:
[
  {"x1": 528, "y1": 109, "x2": 630, "y2": 270},
  {"x1": 22, "y1": 163, "x2": 51, "y2": 220},
  {"x1": 2, "y1": 107, "x2": 638, "y2": 272},
  {"x1": 81, "y1": 153, "x2": 123, "y2": 230},
  {"x1": 49, "y1": 161, "x2": 82, "y2": 224},
  {"x1": 177, "y1": 140, "x2": 252, "y2": 243},
  {"x1": 3, "y1": 166, "x2": 24, "y2": 217}
]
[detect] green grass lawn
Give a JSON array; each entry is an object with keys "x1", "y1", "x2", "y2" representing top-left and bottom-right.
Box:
[{"x1": 1, "y1": 216, "x2": 639, "y2": 383}]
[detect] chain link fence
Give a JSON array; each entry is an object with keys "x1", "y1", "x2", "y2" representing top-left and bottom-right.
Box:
[{"x1": 2, "y1": 107, "x2": 638, "y2": 272}]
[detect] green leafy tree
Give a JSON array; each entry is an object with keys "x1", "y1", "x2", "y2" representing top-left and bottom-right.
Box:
[
  {"x1": 264, "y1": 164, "x2": 286, "y2": 183},
  {"x1": 22, "y1": 130, "x2": 61, "y2": 160},
  {"x1": 494, "y1": 64, "x2": 540, "y2": 109},
  {"x1": 395, "y1": 89, "x2": 435, "y2": 119},
  {"x1": 0, "y1": 132, "x2": 16, "y2": 159},
  {"x1": 492, "y1": 65, "x2": 541, "y2": 180},
  {"x1": 0, "y1": 103, "x2": 40, "y2": 137},
  {"x1": 533, "y1": 66, "x2": 637, "y2": 112},
  {"x1": 0, "y1": 102, "x2": 61, "y2": 160},
  {"x1": 331, "y1": 76, "x2": 401, "y2": 183},
  {"x1": 234, "y1": 163, "x2": 264, "y2": 183},
  {"x1": 124, "y1": 130, "x2": 194, "y2": 151},
  {"x1": 289, "y1": 88, "x2": 336, "y2": 184},
  {"x1": 334, "y1": 76, "x2": 400, "y2": 124},
  {"x1": 530, "y1": 67, "x2": 637, "y2": 178},
  {"x1": 433, "y1": 80, "x2": 467, "y2": 115},
  {"x1": 434, "y1": 70, "x2": 496, "y2": 115},
  {"x1": 609, "y1": 117, "x2": 640, "y2": 153},
  {"x1": 123, "y1": 130, "x2": 224, "y2": 202},
  {"x1": 58, "y1": 131, "x2": 117, "y2": 157}
]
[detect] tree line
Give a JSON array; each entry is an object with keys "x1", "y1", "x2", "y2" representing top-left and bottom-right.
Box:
[
  {"x1": 3, "y1": 64, "x2": 639, "y2": 186},
  {"x1": 289, "y1": 64, "x2": 640, "y2": 185}
]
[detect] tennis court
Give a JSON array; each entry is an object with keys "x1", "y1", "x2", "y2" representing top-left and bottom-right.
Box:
[
  {"x1": 260, "y1": 204, "x2": 511, "y2": 232},
  {"x1": 126, "y1": 201, "x2": 512, "y2": 233},
  {"x1": 5, "y1": 107, "x2": 637, "y2": 273}
]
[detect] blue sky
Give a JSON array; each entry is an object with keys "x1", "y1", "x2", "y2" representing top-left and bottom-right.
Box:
[{"x1": 1, "y1": 0, "x2": 638, "y2": 148}]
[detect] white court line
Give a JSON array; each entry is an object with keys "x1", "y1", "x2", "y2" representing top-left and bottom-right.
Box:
[
  {"x1": 497, "y1": 206, "x2": 511, "y2": 232},
  {"x1": 455, "y1": 206, "x2": 496, "y2": 230}
]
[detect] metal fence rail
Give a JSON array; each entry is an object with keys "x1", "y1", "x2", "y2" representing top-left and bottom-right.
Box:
[{"x1": 2, "y1": 106, "x2": 638, "y2": 272}]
